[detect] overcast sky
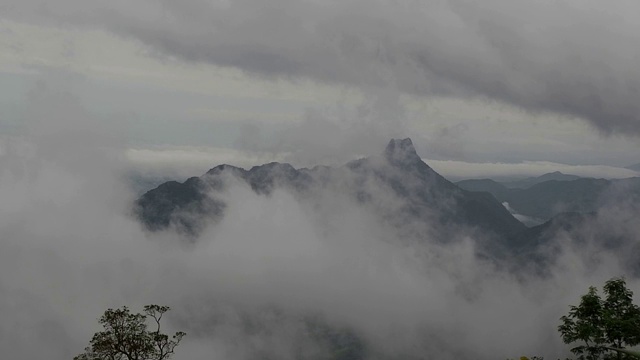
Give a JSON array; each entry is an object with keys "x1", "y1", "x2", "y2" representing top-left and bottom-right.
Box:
[{"x1": 1, "y1": 0, "x2": 640, "y2": 179}]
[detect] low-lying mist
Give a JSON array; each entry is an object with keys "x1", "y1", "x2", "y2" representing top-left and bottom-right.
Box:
[{"x1": 1, "y1": 84, "x2": 639, "y2": 360}]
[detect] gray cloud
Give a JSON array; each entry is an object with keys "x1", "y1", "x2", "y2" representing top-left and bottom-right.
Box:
[
  {"x1": 4, "y1": 0, "x2": 640, "y2": 134},
  {"x1": 232, "y1": 88, "x2": 409, "y2": 167},
  {"x1": 1, "y1": 77, "x2": 638, "y2": 360},
  {"x1": 4, "y1": 12, "x2": 640, "y2": 359}
]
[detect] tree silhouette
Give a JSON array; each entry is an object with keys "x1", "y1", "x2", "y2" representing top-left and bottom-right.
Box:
[
  {"x1": 559, "y1": 278, "x2": 640, "y2": 360},
  {"x1": 74, "y1": 305, "x2": 185, "y2": 360}
]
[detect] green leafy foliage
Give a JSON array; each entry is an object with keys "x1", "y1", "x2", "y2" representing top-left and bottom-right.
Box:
[
  {"x1": 559, "y1": 286, "x2": 605, "y2": 360},
  {"x1": 606, "y1": 348, "x2": 640, "y2": 359},
  {"x1": 558, "y1": 278, "x2": 640, "y2": 360},
  {"x1": 74, "y1": 305, "x2": 185, "y2": 360},
  {"x1": 602, "y1": 279, "x2": 640, "y2": 353}
]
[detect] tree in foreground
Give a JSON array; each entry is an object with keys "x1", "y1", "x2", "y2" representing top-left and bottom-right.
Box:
[
  {"x1": 559, "y1": 278, "x2": 640, "y2": 360},
  {"x1": 74, "y1": 305, "x2": 185, "y2": 360}
]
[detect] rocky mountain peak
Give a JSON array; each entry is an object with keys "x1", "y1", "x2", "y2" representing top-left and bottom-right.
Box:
[
  {"x1": 383, "y1": 138, "x2": 422, "y2": 165},
  {"x1": 206, "y1": 164, "x2": 243, "y2": 176}
]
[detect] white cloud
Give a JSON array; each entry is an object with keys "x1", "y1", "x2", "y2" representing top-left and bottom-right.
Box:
[
  {"x1": 125, "y1": 146, "x2": 289, "y2": 178},
  {"x1": 124, "y1": 145, "x2": 640, "y2": 183}
]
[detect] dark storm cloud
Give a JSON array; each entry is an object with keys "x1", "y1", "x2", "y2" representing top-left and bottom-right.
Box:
[{"x1": 6, "y1": 0, "x2": 638, "y2": 134}]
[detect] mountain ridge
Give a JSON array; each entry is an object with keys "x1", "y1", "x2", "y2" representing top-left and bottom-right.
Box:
[
  {"x1": 134, "y1": 138, "x2": 526, "y2": 247},
  {"x1": 500, "y1": 171, "x2": 582, "y2": 189}
]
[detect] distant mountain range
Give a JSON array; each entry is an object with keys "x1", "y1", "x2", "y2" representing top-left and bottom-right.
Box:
[
  {"x1": 499, "y1": 171, "x2": 582, "y2": 189},
  {"x1": 456, "y1": 175, "x2": 640, "y2": 221},
  {"x1": 134, "y1": 138, "x2": 640, "y2": 272}
]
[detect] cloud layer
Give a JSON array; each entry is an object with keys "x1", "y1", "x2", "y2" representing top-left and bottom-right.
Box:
[{"x1": 5, "y1": 0, "x2": 640, "y2": 135}]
